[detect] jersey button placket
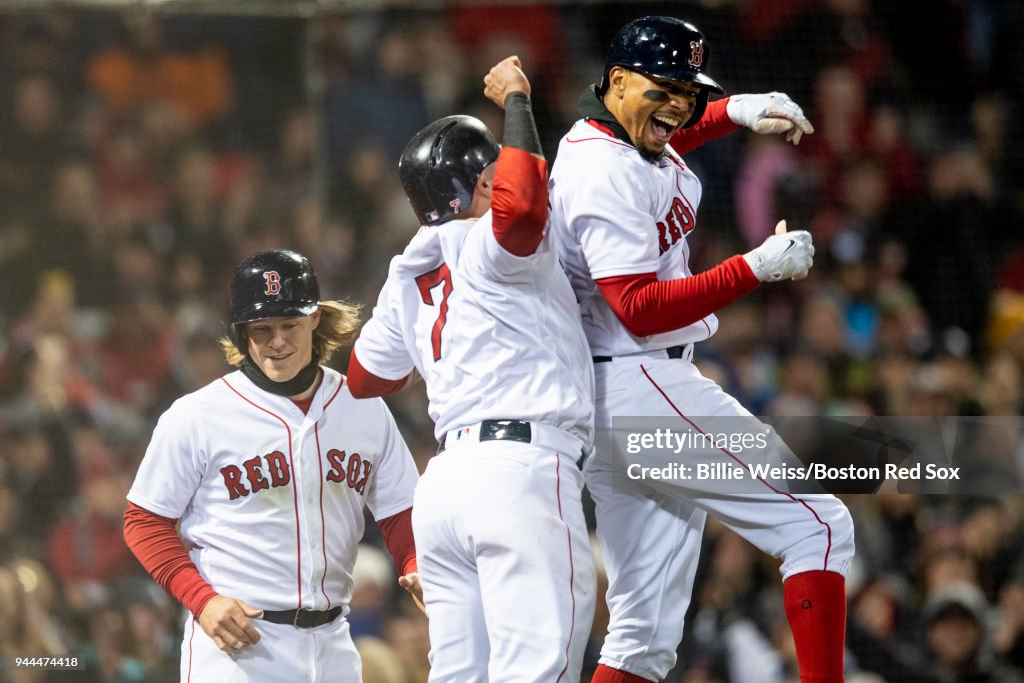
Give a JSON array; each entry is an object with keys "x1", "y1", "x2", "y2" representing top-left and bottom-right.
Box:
[{"x1": 296, "y1": 428, "x2": 323, "y2": 610}]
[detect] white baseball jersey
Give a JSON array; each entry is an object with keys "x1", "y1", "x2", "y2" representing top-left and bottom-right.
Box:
[
  {"x1": 127, "y1": 367, "x2": 418, "y2": 613},
  {"x1": 549, "y1": 118, "x2": 719, "y2": 357},
  {"x1": 354, "y1": 212, "x2": 595, "y2": 445},
  {"x1": 548, "y1": 113, "x2": 854, "y2": 681}
]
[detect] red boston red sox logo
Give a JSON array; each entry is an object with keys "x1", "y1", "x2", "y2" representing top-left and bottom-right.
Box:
[
  {"x1": 263, "y1": 270, "x2": 281, "y2": 295},
  {"x1": 688, "y1": 40, "x2": 704, "y2": 68}
]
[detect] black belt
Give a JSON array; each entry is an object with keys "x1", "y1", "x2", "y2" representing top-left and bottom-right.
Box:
[
  {"x1": 437, "y1": 419, "x2": 532, "y2": 452},
  {"x1": 437, "y1": 420, "x2": 587, "y2": 469},
  {"x1": 262, "y1": 606, "x2": 342, "y2": 628},
  {"x1": 593, "y1": 345, "x2": 687, "y2": 364}
]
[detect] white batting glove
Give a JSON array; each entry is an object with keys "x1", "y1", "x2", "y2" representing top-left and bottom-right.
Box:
[
  {"x1": 743, "y1": 220, "x2": 815, "y2": 282},
  {"x1": 726, "y1": 92, "x2": 814, "y2": 145}
]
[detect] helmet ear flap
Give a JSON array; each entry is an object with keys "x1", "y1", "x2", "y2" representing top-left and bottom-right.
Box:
[
  {"x1": 682, "y1": 89, "x2": 711, "y2": 128},
  {"x1": 399, "y1": 115, "x2": 500, "y2": 226},
  {"x1": 229, "y1": 322, "x2": 247, "y2": 355}
]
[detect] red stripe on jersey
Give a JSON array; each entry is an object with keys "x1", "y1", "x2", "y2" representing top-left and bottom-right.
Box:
[
  {"x1": 323, "y1": 375, "x2": 345, "y2": 409},
  {"x1": 222, "y1": 378, "x2": 304, "y2": 607},
  {"x1": 314, "y1": 422, "x2": 332, "y2": 609},
  {"x1": 638, "y1": 365, "x2": 833, "y2": 569},
  {"x1": 564, "y1": 120, "x2": 636, "y2": 151},
  {"x1": 587, "y1": 119, "x2": 615, "y2": 137},
  {"x1": 554, "y1": 454, "x2": 576, "y2": 683}
]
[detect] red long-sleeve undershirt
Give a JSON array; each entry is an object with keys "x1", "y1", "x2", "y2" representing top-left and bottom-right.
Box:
[
  {"x1": 347, "y1": 352, "x2": 407, "y2": 398},
  {"x1": 490, "y1": 145, "x2": 549, "y2": 256},
  {"x1": 670, "y1": 97, "x2": 741, "y2": 155},
  {"x1": 595, "y1": 255, "x2": 760, "y2": 338},
  {"x1": 123, "y1": 502, "x2": 417, "y2": 616}
]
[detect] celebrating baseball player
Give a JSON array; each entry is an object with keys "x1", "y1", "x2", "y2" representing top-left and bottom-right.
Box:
[
  {"x1": 123, "y1": 249, "x2": 420, "y2": 682},
  {"x1": 347, "y1": 57, "x2": 597, "y2": 682},
  {"x1": 548, "y1": 16, "x2": 854, "y2": 683}
]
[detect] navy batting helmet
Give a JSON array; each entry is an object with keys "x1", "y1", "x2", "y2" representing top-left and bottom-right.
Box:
[
  {"x1": 229, "y1": 249, "x2": 320, "y2": 331},
  {"x1": 598, "y1": 16, "x2": 725, "y2": 128},
  {"x1": 399, "y1": 115, "x2": 500, "y2": 226}
]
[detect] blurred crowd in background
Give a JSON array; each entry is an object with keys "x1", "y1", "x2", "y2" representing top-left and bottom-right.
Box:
[{"x1": 0, "y1": 1, "x2": 1023, "y2": 681}]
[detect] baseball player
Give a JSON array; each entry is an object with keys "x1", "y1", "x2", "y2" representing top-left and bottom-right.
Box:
[
  {"x1": 549, "y1": 17, "x2": 854, "y2": 683},
  {"x1": 123, "y1": 249, "x2": 421, "y2": 683},
  {"x1": 347, "y1": 57, "x2": 597, "y2": 682}
]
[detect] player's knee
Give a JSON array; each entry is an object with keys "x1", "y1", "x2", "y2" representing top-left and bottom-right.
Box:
[
  {"x1": 782, "y1": 497, "x2": 855, "y2": 578},
  {"x1": 825, "y1": 499, "x2": 855, "y2": 575}
]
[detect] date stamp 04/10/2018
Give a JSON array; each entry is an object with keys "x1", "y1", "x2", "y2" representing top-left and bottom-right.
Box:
[{"x1": 2, "y1": 655, "x2": 85, "y2": 671}]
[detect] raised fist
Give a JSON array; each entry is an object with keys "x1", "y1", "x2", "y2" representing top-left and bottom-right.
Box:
[{"x1": 484, "y1": 56, "x2": 531, "y2": 109}]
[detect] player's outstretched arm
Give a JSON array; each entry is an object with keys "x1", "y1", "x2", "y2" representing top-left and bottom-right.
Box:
[
  {"x1": 484, "y1": 56, "x2": 548, "y2": 257},
  {"x1": 671, "y1": 92, "x2": 813, "y2": 155},
  {"x1": 596, "y1": 220, "x2": 813, "y2": 337},
  {"x1": 197, "y1": 595, "x2": 263, "y2": 653}
]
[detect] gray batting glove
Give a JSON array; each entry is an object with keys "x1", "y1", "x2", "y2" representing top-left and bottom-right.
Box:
[
  {"x1": 726, "y1": 92, "x2": 814, "y2": 145},
  {"x1": 743, "y1": 220, "x2": 815, "y2": 282}
]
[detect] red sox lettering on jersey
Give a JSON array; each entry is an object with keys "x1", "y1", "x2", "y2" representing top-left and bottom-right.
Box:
[
  {"x1": 657, "y1": 194, "x2": 696, "y2": 254},
  {"x1": 219, "y1": 449, "x2": 372, "y2": 500}
]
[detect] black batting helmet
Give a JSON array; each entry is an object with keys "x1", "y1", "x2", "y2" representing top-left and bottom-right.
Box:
[
  {"x1": 598, "y1": 16, "x2": 725, "y2": 128},
  {"x1": 229, "y1": 249, "x2": 320, "y2": 345},
  {"x1": 399, "y1": 115, "x2": 500, "y2": 226}
]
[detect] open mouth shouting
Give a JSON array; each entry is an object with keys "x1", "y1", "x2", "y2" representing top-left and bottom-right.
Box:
[{"x1": 648, "y1": 112, "x2": 684, "y2": 148}]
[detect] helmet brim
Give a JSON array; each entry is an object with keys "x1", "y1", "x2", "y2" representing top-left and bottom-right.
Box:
[
  {"x1": 637, "y1": 67, "x2": 724, "y2": 95},
  {"x1": 231, "y1": 301, "x2": 320, "y2": 325}
]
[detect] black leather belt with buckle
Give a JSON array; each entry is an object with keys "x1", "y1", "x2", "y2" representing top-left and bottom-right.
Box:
[
  {"x1": 262, "y1": 606, "x2": 343, "y2": 628},
  {"x1": 592, "y1": 345, "x2": 687, "y2": 363},
  {"x1": 437, "y1": 419, "x2": 532, "y2": 452},
  {"x1": 437, "y1": 419, "x2": 587, "y2": 470}
]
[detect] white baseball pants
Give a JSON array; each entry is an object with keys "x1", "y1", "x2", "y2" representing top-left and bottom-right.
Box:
[
  {"x1": 179, "y1": 611, "x2": 360, "y2": 682},
  {"x1": 414, "y1": 430, "x2": 596, "y2": 683},
  {"x1": 589, "y1": 351, "x2": 854, "y2": 681}
]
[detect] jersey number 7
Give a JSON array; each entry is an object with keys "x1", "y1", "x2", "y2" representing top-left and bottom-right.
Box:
[{"x1": 415, "y1": 263, "x2": 453, "y2": 361}]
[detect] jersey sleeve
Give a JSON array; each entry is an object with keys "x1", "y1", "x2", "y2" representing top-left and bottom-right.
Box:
[
  {"x1": 365, "y1": 401, "x2": 419, "y2": 521},
  {"x1": 561, "y1": 152, "x2": 661, "y2": 279},
  {"x1": 127, "y1": 398, "x2": 206, "y2": 519},
  {"x1": 353, "y1": 272, "x2": 416, "y2": 382}
]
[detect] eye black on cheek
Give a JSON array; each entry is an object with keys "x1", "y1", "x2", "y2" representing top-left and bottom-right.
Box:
[{"x1": 642, "y1": 89, "x2": 670, "y2": 103}]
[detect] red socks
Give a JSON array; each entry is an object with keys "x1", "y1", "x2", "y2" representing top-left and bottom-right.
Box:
[
  {"x1": 783, "y1": 570, "x2": 847, "y2": 682},
  {"x1": 591, "y1": 665, "x2": 657, "y2": 683}
]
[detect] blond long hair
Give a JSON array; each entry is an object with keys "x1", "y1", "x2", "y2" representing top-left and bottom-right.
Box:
[{"x1": 220, "y1": 300, "x2": 362, "y2": 367}]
